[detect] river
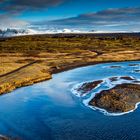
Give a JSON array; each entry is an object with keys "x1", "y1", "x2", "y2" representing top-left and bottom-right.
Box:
[{"x1": 0, "y1": 61, "x2": 140, "y2": 140}]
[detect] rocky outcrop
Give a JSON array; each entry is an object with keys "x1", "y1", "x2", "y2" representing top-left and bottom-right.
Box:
[{"x1": 77, "y1": 80, "x2": 103, "y2": 95}]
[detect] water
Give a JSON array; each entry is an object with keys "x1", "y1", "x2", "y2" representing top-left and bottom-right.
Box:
[{"x1": 0, "y1": 61, "x2": 140, "y2": 140}]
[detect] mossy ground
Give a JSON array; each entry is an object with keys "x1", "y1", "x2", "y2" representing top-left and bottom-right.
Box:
[{"x1": 0, "y1": 34, "x2": 140, "y2": 94}]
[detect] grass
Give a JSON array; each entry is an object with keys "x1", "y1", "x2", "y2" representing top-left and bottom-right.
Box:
[
  {"x1": 0, "y1": 34, "x2": 140, "y2": 53},
  {"x1": 0, "y1": 33, "x2": 140, "y2": 94}
]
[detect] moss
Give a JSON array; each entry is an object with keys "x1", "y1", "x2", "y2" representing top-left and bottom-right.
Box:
[
  {"x1": 0, "y1": 34, "x2": 140, "y2": 53},
  {"x1": 90, "y1": 84, "x2": 140, "y2": 113},
  {"x1": 0, "y1": 34, "x2": 140, "y2": 95}
]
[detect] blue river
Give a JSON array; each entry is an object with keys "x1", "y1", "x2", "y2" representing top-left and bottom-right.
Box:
[{"x1": 0, "y1": 61, "x2": 140, "y2": 140}]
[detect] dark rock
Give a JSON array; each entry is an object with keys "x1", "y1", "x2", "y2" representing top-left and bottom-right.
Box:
[
  {"x1": 120, "y1": 76, "x2": 134, "y2": 80},
  {"x1": 77, "y1": 80, "x2": 103, "y2": 96}
]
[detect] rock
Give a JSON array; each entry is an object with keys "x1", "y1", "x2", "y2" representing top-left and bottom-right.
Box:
[{"x1": 77, "y1": 80, "x2": 103, "y2": 95}]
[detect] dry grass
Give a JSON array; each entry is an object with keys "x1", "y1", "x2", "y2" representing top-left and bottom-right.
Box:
[{"x1": 0, "y1": 34, "x2": 140, "y2": 94}]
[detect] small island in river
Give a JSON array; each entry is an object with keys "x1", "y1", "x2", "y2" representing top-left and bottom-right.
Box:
[
  {"x1": 89, "y1": 84, "x2": 140, "y2": 113},
  {"x1": 77, "y1": 80, "x2": 103, "y2": 96},
  {"x1": 0, "y1": 33, "x2": 140, "y2": 95}
]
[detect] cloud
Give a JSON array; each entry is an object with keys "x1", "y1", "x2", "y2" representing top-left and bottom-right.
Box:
[
  {"x1": 0, "y1": 0, "x2": 140, "y2": 31},
  {"x1": 50, "y1": 7, "x2": 140, "y2": 25},
  {"x1": 0, "y1": 0, "x2": 67, "y2": 28},
  {"x1": 1, "y1": 0, "x2": 67, "y2": 13},
  {"x1": 12, "y1": 0, "x2": 65, "y2": 9},
  {"x1": 34, "y1": 7, "x2": 140, "y2": 31},
  {"x1": 0, "y1": 19, "x2": 28, "y2": 28},
  {"x1": 0, "y1": 0, "x2": 4, "y2": 3},
  {"x1": 0, "y1": 14, "x2": 29, "y2": 28}
]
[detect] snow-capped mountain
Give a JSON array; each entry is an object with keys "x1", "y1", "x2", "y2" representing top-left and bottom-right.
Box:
[
  {"x1": 0, "y1": 28, "x2": 138, "y2": 38},
  {"x1": 0, "y1": 28, "x2": 43, "y2": 37},
  {"x1": 0, "y1": 28, "x2": 93, "y2": 37},
  {"x1": 0, "y1": 27, "x2": 139, "y2": 38}
]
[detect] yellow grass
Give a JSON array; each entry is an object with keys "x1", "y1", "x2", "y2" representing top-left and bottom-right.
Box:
[{"x1": 0, "y1": 34, "x2": 140, "y2": 94}]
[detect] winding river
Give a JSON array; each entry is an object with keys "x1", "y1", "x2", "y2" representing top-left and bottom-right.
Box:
[{"x1": 0, "y1": 61, "x2": 140, "y2": 140}]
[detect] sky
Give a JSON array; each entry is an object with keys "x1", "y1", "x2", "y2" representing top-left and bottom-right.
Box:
[{"x1": 0, "y1": 0, "x2": 140, "y2": 31}]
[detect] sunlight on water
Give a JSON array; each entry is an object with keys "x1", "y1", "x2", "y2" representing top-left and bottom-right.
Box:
[{"x1": 0, "y1": 61, "x2": 139, "y2": 140}]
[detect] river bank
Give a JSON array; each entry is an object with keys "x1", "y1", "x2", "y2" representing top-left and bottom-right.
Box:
[{"x1": 0, "y1": 60, "x2": 140, "y2": 140}]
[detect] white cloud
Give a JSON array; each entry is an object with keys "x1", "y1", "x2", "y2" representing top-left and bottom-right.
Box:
[{"x1": 0, "y1": 17, "x2": 29, "y2": 28}]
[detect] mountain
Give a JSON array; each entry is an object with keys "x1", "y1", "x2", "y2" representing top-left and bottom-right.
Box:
[
  {"x1": 0, "y1": 28, "x2": 139, "y2": 38},
  {"x1": 0, "y1": 28, "x2": 41, "y2": 37},
  {"x1": 0, "y1": 28, "x2": 92, "y2": 37}
]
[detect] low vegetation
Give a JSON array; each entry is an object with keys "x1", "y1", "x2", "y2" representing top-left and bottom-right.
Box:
[
  {"x1": 89, "y1": 84, "x2": 140, "y2": 113},
  {"x1": 0, "y1": 33, "x2": 140, "y2": 94},
  {"x1": 0, "y1": 34, "x2": 140, "y2": 53}
]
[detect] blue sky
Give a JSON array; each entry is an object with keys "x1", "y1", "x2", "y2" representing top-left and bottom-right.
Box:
[
  {"x1": 0, "y1": 0, "x2": 140, "y2": 31},
  {"x1": 19, "y1": 0, "x2": 140, "y2": 21}
]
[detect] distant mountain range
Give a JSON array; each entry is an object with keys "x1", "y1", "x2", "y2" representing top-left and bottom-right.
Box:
[
  {"x1": 0, "y1": 28, "x2": 91, "y2": 37},
  {"x1": 0, "y1": 28, "x2": 139, "y2": 37},
  {"x1": 0, "y1": 28, "x2": 45, "y2": 37}
]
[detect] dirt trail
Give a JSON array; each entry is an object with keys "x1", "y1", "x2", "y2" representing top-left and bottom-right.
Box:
[
  {"x1": 0, "y1": 61, "x2": 38, "y2": 78},
  {"x1": 0, "y1": 50, "x2": 140, "y2": 95}
]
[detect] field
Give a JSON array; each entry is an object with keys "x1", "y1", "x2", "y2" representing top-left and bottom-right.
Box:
[{"x1": 0, "y1": 33, "x2": 140, "y2": 94}]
